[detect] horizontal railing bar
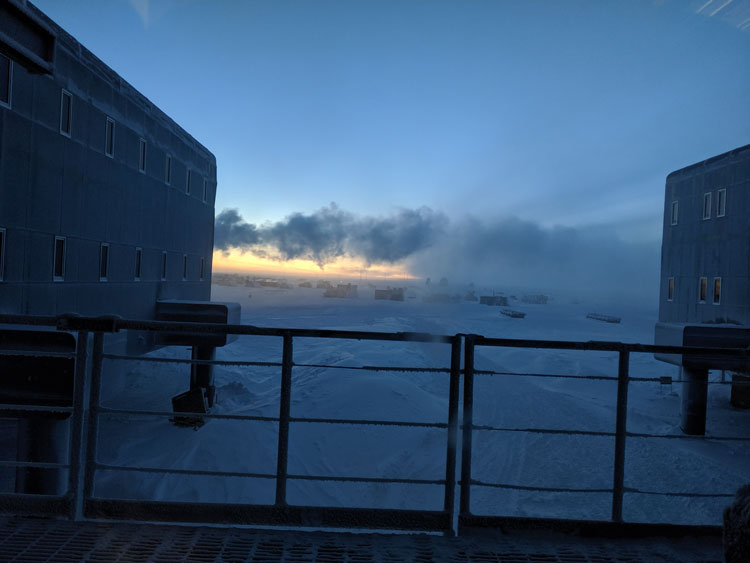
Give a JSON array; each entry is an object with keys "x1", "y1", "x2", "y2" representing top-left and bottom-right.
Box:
[
  {"x1": 471, "y1": 480, "x2": 612, "y2": 494},
  {"x1": 472, "y1": 336, "x2": 750, "y2": 357},
  {"x1": 97, "y1": 407, "x2": 278, "y2": 423},
  {"x1": 471, "y1": 425, "x2": 615, "y2": 437},
  {"x1": 629, "y1": 377, "x2": 748, "y2": 385},
  {"x1": 96, "y1": 463, "x2": 275, "y2": 480},
  {"x1": 287, "y1": 474, "x2": 445, "y2": 485},
  {"x1": 0, "y1": 314, "x2": 59, "y2": 326},
  {"x1": 85, "y1": 499, "x2": 450, "y2": 531},
  {"x1": 0, "y1": 349, "x2": 76, "y2": 359},
  {"x1": 624, "y1": 488, "x2": 735, "y2": 498},
  {"x1": 299, "y1": 362, "x2": 451, "y2": 374},
  {"x1": 291, "y1": 416, "x2": 447, "y2": 428},
  {"x1": 474, "y1": 369, "x2": 617, "y2": 381},
  {"x1": 0, "y1": 460, "x2": 69, "y2": 469},
  {"x1": 0, "y1": 404, "x2": 73, "y2": 414},
  {"x1": 0, "y1": 493, "x2": 72, "y2": 516},
  {"x1": 102, "y1": 354, "x2": 282, "y2": 368}
]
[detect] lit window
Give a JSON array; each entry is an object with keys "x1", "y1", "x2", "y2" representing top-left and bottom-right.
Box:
[
  {"x1": 200, "y1": 257, "x2": 205, "y2": 281},
  {"x1": 183, "y1": 254, "x2": 188, "y2": 280},
  {"x1": 165, "y1": 154, "x2": 172, "y2": 185},
  {"x1": 202, "y1": 178, "x2": 207, "y2": 202},
  {"x1": 698, "y1": 277, "x2": 707, "y2": 302},
  {"x1": 667, "y1": 277, "x2": 674, "y2": 302},
  {"x1": 713, "y1": 278, "x2": 721, "y2": 304},
  {"x1": 60, "y1": 90, "x2": 72, "y2": 137},
  {"x1": 186, "y1": 169, "x2": 191, "y2": 194},
  {"x1": 0, "y1": 227, "x2": 5, "y2": 281},
  {"x1": 161, "y1": 251, "x2": 167, "y2": 280},
  {"x1": 134, "y1": 247, "x2": 142, "y2": 281},
  {"x1": 105, "y1": 117, "x2": 115, "y2": 157},
  {"x1": 716, "y1": 188, "x2": 726, "y2": 217},
  {"x1": 53, "y1": 237, "x2": 66, "y2": 281},
  {"x1": 702, "y1": 192, "x2": 711, "y2": 220},
  {"x1": 0, "y1": 54, "x2": 11, "y2": 108},
  {"x1": 670, "y1": 201, "x2": 678, "y2": 226},
  {"x1": 99, "y1": 243, "x2": 110, "y2": 281},
  {"x1": 139, "y1": 138, "x2": 147, "y2": 173}
]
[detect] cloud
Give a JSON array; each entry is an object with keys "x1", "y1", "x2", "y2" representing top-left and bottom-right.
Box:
[
  {"x1": 214, "y1": 204, "x2": 447, "y2": 268},
  {"x1": 128, "y1": 0, "x2": 150, "y2": 27},
  {"x1": 214, "y1": 205, "x2": 661, "y2": 303}
]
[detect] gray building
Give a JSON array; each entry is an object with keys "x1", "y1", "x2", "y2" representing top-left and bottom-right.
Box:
[
  {"x1": 655, "y1": 144, "x2": 750, "y2": 434},
  {"x1": 0, "y1": 1, "x2": 216, "y2": 335},
  {"x1": 658, "y1": 144, "x2": 750, "y2": 325},
  {"x1": 0, "y1": 2, "x2": 236, "y2": 494}
]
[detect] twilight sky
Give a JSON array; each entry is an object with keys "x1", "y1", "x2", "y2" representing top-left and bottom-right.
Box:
[{"x1": 32, "y1": 0, "x2": 750, "y2": 300}]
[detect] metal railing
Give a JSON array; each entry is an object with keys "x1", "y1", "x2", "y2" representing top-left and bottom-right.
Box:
[{"x1": 0, "y1": 314, "x2": 748, "y2": 535}]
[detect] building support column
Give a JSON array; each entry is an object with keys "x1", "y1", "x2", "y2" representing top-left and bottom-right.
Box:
[
  {"x1": 190, "y1": 345, "x2": 216, "y2": 408},
  {"x1": 680, "y1": 367, "x2": 708, "y2": 435}
]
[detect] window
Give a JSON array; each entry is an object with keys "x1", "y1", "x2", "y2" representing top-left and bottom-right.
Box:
[
  {"x1": 186, "y1": 169, "x2": 191, "y2": 194},
  {"x1": 716, "y1": 188, "x2": 726, "y2": 217},
  {"x1": 60, "y1": 90, "x2": 72, "y2": 137},
  {"x1": 134, "y1": 247, "x2": 142, "y2": 281},
  {"x1": 161, "y1": 251, "x2": 167, "y2": 280},
  {"x1": 202, "y1": 178, "x2": 207, "y2": 202},
  {"x1": 183, "y1": 254, "x2": 188, "y2": 280},
  {"x1": 99, "y1": 243, "x2": 110, "y2": 281},
  {"x1": 53, "y1": 237, "x2": 66, "y2": 281},
  {"x1": 105, "y1": 117, "x2": 115, "y2": 157},
  {"x1": 0, "y1": 54, "x2": 11, "y2": 109},
  {"x1": 0, "y1": 228, "x2": 5, "y2": 281},
  {"x1": 667, "y1": 277, "x2": 674, "y2": 302},
  {"x1": 670, "y1": 200, "x2": 678, "y2": 226},
  {"x1": 200, "y1": 257, "x2": 205, "y2": 280},
  {"x1": 702, "y1": 192, "x2": 711, "y2": 220},
  {"x1": 713, "y1": 278, "x2": 721, "y2": 304},
  {"x1": 165, "y1": 154, "x2": 172, "y2": 185},
  {"x1": 139, "y1": 138, "x2": 147, "y2": 173},
  {"x1": 698, "y1": 277, "x2": 707, "y2": 302}
]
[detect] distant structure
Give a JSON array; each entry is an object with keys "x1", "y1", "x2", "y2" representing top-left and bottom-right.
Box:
[
  {"x1": 522, "y1": 294, "x2": 549, "y2": 305},
  {"x1": 654, "y1": 145, "x2": 750, "y2": 433},
  {"x1": 479, "y1": 295, "x2": 508, "y2": 306},
  {"x1": 324, "y1": 284, "x2": 358, "y2": 298},
  {"x1": 374, "y1": 287, "x2": 404, "y2": 301}
]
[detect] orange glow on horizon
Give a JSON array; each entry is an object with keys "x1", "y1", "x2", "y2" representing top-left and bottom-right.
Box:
[{"x1": 212, "y1": 249, "x2": 418, "y2": 281}]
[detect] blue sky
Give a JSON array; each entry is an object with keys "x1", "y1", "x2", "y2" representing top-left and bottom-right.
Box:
[{"x1": 32, "y1": 0, "x2": 750, "y2": 296}]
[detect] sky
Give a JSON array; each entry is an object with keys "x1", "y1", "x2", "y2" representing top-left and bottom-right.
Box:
[{"x1": 32, "y1": 0, "x2": 750, "y2": 301}]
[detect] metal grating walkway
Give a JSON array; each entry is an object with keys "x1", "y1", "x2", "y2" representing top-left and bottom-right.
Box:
[{"x1": 0, "y1": 516, "x2": 722, "y2": 563}]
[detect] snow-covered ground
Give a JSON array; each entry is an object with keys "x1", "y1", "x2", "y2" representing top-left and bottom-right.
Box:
[{"x1": 95, "y1": 283, "x2": 750, "y2": 526}]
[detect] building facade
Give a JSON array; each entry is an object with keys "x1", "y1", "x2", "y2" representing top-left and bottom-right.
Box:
[
  {"x1": 658, "y1": 144, "x2": 750, "y2": 326},
  {"x1": 0, "y1": 1, "x2": 216, "y2": 327}
]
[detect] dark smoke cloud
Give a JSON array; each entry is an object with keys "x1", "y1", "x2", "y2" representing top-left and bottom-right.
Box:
[
  {"x1": 214, "y1": 204, "x2": 447, "y2": 267},
  {"x1": 214, "y1": 205, "x2": 660, "y2": 303}
]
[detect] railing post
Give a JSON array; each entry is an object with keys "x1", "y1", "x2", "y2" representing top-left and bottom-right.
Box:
[
  {"x1": 459, "y1": 335, "x2": 476, "y2": 521},
  {"x1": 82, "y1": 332, "x2": 105, "y2": 506},
  {"x1": 442, "y1": 335, "x2": 461, "y2": 535},
  {"x1": 68, "y1": 330, "x2": 89, "y2": 520},
  {"x1": 611, "y1": 348, "x2": 630, "y2": 522},
  {"x1": 275, "y1": 333, "x2": 293, "y2": 506}
]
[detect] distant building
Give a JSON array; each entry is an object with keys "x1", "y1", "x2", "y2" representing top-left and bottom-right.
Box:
[
  {"x1": 479, "y1": 295, "x2": 508, "y2": 306},
  {"x1": 324, "y1": 284, "x2": 358, "y2": 298},
  {"x1": 654, "y1": 145, "x2": 750, "y2": 434},
  {"x1": 374, "y1": 287, "x2": 404, "y2": 301},
  {"x1": 0, "y1": 1, "x2": 216, "y2": 344}
]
